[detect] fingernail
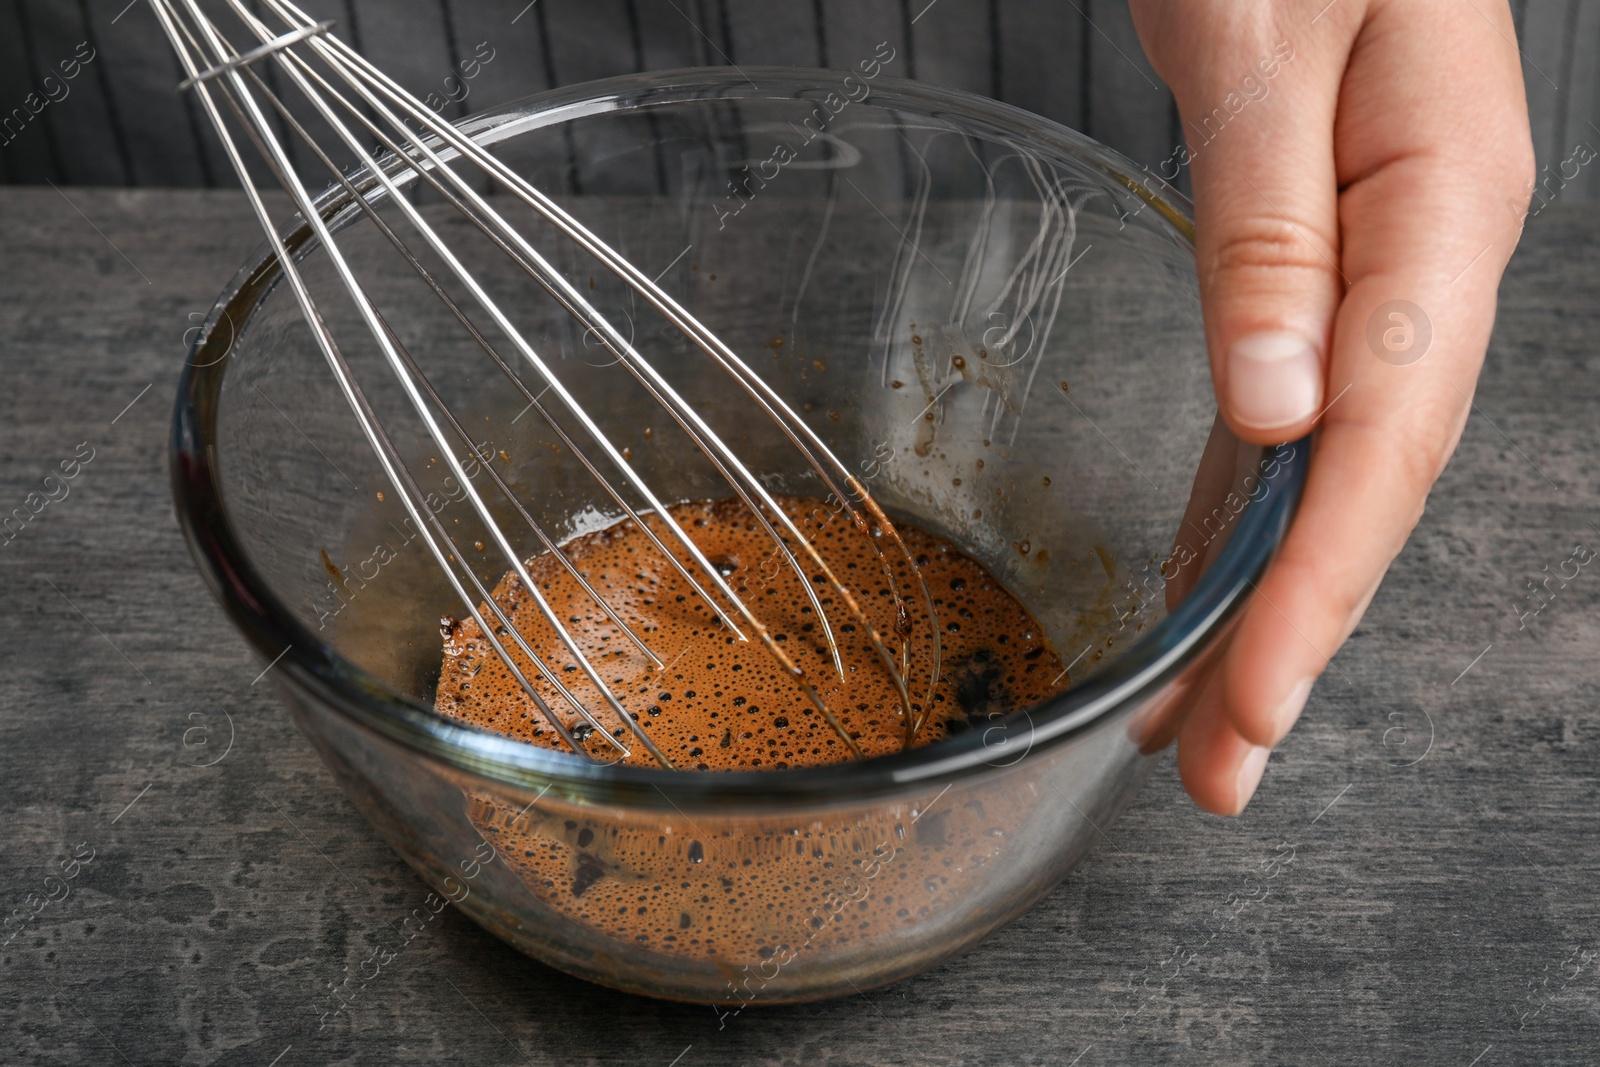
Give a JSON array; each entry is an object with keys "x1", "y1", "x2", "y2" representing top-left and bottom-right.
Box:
[
  {"x1": 1269, "y1": 677, "x2": 1314, "y2": 746},
  {"x1": 1226, "y1": 330, "x2": 1323, "y2": 431},
  {"x1": 1234, "y1": 745, "x2": 1271, "y2": 814}
]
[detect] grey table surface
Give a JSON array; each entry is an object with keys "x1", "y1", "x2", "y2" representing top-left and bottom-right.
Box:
[{"x1": 1, "y1": 187, "x2": 1597, "y2": 1066}]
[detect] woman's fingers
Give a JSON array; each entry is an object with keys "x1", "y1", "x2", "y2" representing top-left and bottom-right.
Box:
[
  {"x1": 1219, "y1": 0, "x2": 1533, "y2": 762},
  {"x1": 1131, "y1": 0, "x2": 1533, "y2": 813},
  {"x1": 1177, "y1": 662, "x2": 1268, "y2": 816}
]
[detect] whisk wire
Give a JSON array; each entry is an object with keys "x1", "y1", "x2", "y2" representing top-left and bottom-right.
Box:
[
  {"x1": 156, "y1": 0, "x2": 946, "y2": 764},
  {"x1": 205, "y1": 4, "x2": 676, "y2": 764},
  {"x1": 230, "y1": 50, "x2": 669, "y2": 680},
  {"x1": 270, "y1": 16, "x2": 944, "y2": 740},
  {"x1": 237, "y1": 0, "x2": 872, "y2": 753},
  {"x1": 150, "y1": 0, "x2": 636, "y2": 761}
]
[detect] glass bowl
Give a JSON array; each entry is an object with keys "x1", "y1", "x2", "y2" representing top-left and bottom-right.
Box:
[{"x1": 171, "y1": 66, "x2": 1306, "y2": 1004}]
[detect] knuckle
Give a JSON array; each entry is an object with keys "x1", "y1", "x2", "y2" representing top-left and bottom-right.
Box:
[
  {"x1": 1504, "y1": 142, "x2": 1540, "y2": 218},
  {"x1": 1395, "y1": 437, "x2": 1451, "y2": 503},
  {"x1": 1202, "y1": 215, "x2": 1338, "y2": 282},
  {"x1": 1352, "y1": 409, "x2": 1454, "y2": 499},
  {"x1": 1331, "y1": 405, "x2": 1444, "y2": 487},
  {"x1": 1512, "y1": 140, "x2": 1538, "y2": 194}
]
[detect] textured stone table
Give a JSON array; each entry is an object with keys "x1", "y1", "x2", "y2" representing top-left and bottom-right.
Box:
[{"x1": 1, "y1": 187, "x2": 1597, "y2": 1066}]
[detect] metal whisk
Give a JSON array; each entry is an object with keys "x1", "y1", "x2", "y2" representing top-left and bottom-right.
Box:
[{"x1": 152, "y1": 0, "x2": 941, "y2": 768}]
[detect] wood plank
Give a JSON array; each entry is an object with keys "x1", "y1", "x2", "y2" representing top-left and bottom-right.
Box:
[
  {"x1": 629, "y1": 0, "x2": 708, "y2": 74},
  {"x1": 426, "y1": 0, "x2": 555, "y2": 117},
  {"x1": 817, "y1": 0, "x2": 908, "y2": 78},
  {"x1": 345, "y1": 0, "x2": 461, "y2": 101},
  {"x1": 18, "y1": 0, "x2": 127, "y2": 185},
  {"x1": 1557, "y1": 0, "x2": 1600, "y2": 202},
  {"x1": 0, "y1": 0, "x2": 58, "y2": 183},
  {"x1": 539, "y1": 0, "x2": 642, "y2": 86},
  {"x1": 80, "y1": 0, "x2": 212, "y2": 187},
  {"x1": 1515, "y1": 0, "x2": 1572, "y2": 183},
  {"x1": 541, "y1": 0, "x2": 657, "y2": 194},
  {"x1": 723, "y1": 0, "x2": 824, "y2": 67},
  {"x1": 1080, "y1": 0, "x2": 1173, "y2": 175},
  {"x1": 995, "y1": 0, "x2": 1086, "y2": 131},
  {"x1": 907, "y1": 0, "x2": 995, "y2": 98}
]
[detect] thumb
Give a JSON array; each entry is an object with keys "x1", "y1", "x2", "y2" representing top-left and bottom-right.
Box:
[{"x1": 1164, "y1": 23, "x2": 1350, "y2": 442}]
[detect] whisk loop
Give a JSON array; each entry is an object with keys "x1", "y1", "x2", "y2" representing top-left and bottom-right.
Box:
[
  {"x1": 175, "y1": 19, "x2": 332, "y2": 89},
  {"x1": 152, "y1": 0, "x2": 942, "y2": 766}
]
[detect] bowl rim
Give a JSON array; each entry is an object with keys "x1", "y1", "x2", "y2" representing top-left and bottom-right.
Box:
[{"x1": 170, "y1": 65, "x2": 1309, "y2": 809}]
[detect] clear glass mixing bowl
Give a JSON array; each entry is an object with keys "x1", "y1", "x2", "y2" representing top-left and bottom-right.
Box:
[{"x1": 171, "y1": 67, "x2": 1306, "y2": 1004}]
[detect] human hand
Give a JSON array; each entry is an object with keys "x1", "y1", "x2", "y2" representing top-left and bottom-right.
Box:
[{"x1": 1126, "y1": 0, "x2": 1534, "y2": 813}]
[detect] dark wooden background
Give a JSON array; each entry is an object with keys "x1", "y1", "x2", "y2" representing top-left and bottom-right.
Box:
[{"x1": 3, "y1": 0, "x2": 1600, "y2": 204}]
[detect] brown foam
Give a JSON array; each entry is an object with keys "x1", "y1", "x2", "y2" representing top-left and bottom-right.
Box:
[
  {"x1": 436, "y1": 496, "x2": 1072, "y2": 971},
  {"x1": 437, "y1": 495, "x2": 1070, "y2": 767}
]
